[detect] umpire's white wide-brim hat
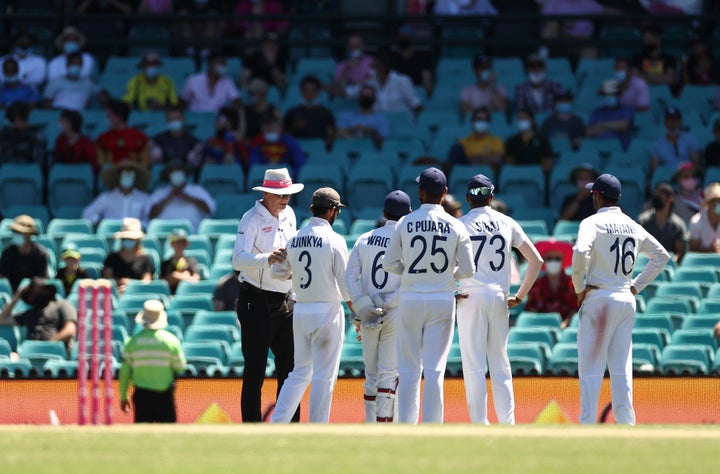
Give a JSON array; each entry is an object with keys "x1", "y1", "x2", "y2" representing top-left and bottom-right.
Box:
[
  {"x1": 135, "y1": 299, "x2": 168, "y2": 330},
  {"x1": 252, "y1": 168, "x2": 304, "y2": 195}
]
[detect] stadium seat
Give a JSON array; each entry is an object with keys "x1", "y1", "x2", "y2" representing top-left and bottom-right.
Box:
[
  {"x1": 192, "y1": 310, "x2": 238, "y2": 328},
  {"x1": 497, "y1": 165, "x2": 545, "y2": 207},
  {"x1": 0, "y1": 339, "x2": 11, "y2": 359},
  {"x1": 645, "y1": 297, "x2": 695, "y2": 315},
  {"x1": 47, "y1": 218, "x2": 94, "y2": 246},
  {"x1": 632, "y1": 343, "x2": 660, "y2": 373},
  {"x1": 197, "y1": 219, "x2": 239, "y2": 242},
  {"x1": 185, "y1": 324, "x2": 238, "y2": 344},
  {"x1": 346, "y1": 163, "x2": 394, "y2": 212},
  {"x1": 448, "y1": 164, "x2": 495, "y2": 199},
  {"x1": 3, "y1": 205, "x2": 50, "y2": 231},
  {"x1": 338, "y1": 343, "x2": 364, "y2": 377},
  {"x1": 213, "y1": 248, "x2": 233, "y2": 266},
  {"x1": 632, "y1": 327, "x2": 669, "y2": 352},
  {"x1": 122, "y1": 280, "x2": 171, "y2": 298},
  {"x1": 660, "y1": 344, "x2": 712, "y2": 375},
  {"x1": 168, "y1": 294, "x2": 214, "y2": 323},
  {"x1": 507, "y1": 327, "x2": 557, "y2": 348},
  {"x1": 446, "y1": 344, "x2": 464, "y2": 377},
  {"x1": 175, "y1": 280, "x2": 218, "y2": 297},
  {"x1": 0, "y1": 359, "x2": 33, "y2": 378},
  {"x1": 47, "y1": 164, "x2": 95, "y2": 216},
  {"x1": 653, "y1": 282, "x2": 703, "y2": 302},
  {"x1": 682, "y1": 252, "x2": 720, "y2": 268},
  {"x1": 348, "y1": 219, "x2": 377, "y2": 237},
  {"x1": 182, "y1": 341, "x2": 227, "y2": 369},
  {"x1": 209, "y1": 264, "x2": 234, "y2": 281},
  {"x1": 198, "y1": 164, "x2": 245, "y2": 196},
  {"x1": 213, "y1": 193, "x2": 257, "y2": 220},
  {"x1": 43, "y1": 359, "x2": 79, "y2": 378},
  {"x1": 515, "y1": 312, "x2": 562, "y2": 329},
  {"x1": 507, "y1": 342, "x2": 546, "y2": 375},
  {"x1": 17, "y1": 340, "x2": 67, "y2": 370},
  {"x1": 146, "y1": 219, "x2": 194, "y2": 240},
  {"x1": 634, "y1": 313, "x2": 675, "y2": 335},
  {"x1": 61, "y1": 234, "x2": 109, "y2": 258},
  {"x1": 295, "y1": 164, "x2": 344, "y2": 210},
  {"x1": 516, "y1": 220, "x2": 549, "y2": 239},
  {"x1": 118, "y1": 294, "x2": 169, "y2": 315},
  {"x1": 673, "y1": 266, "x2": 718, "y2": 285},
  {"x1": 0, "y1": 164, "x2": 43, "y2": 213},
  {"x1": 558, "y1": 328, "x2": 578, "y2": 344},
  {"x1": 681, "y1": 314, "x2": 720, "y2": 331},
  {"x1": 547, "y1": 343, "x2": 579, "y2": 376},
  {"x1": 670, "y1": 329, "x2": 718, "y2": 351}
]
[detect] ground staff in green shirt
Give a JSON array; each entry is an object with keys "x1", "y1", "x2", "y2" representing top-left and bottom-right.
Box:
[{"x1": 119, "y1": 300, "x2": 186, "y2": 423}]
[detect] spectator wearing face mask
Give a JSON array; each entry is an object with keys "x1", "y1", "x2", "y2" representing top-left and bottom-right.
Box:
[
  {"x1": 524, "y1": 240, "x2": 578, "y2": 328},
  {"x1": 0, "y1": 58, "x2": 40, "y2": 108},
  {"x1": 460, "y1": 55, "x2": 507, "y2": 116},
  {"x1": 540, "y1": 91, "x2": 586, "y2": 151},
  {"x1": 328, "y1": 34, "x2": 374, "y2": 99},
  {"x1": 47, "y1": 27, "x2": 95, "y2": 81},
  {"x1": 505, "y1": 108, "x2": 554, "y2": 172},
  {"x1": 148, "y1": 160, "x2": 216, "y2": 231},
  {"x1": 391, "y1": 24, "x2": 434, "y2": 97},
  {"x1": 0, "y1": 215, "x2": 49, "y2": 293},
  {"x1": 637, "y1": 182, "x2": 686, "y2": 263},
  {"x1": 43, "y1": 53, "x2": 100, "y2": 111},
  {"x1": 514, "y1": 54, "x2": 565, "y2": 114},
  {"x1": 671, "y1": 162, "x2": 704, "y2": 225},
  {"x1": 586, "y1": 79, "x2": 634, "y2": 151},
  {"x1": 149, "y1": 106, "x2": 203, "y2": 168},
  {"x1": 449, "y1": 107, "x2": 504, "y2": 172},
  {"x1": 632, "y1": 24, "x2": 677, "y2": 86},
  {"x1": 247, "y1": 110, "x2": 305, "y2": 178},
  {"x1": 103, "y1": 218, "x2": 155, "y2": 295},
  {"x1": 123, "y1": 52, "x2": 179, "y2": 111},
  {"x1": 201, "y1": 106, "x2": 249, "y2": 169},
  {"x1": 370, "y1": 55, "x2": 423, "y2": 116},
  {"x1": 180, "y1": 52, "x2": 241, "y2": 113},
  {"x1": 283, "y1": 76, "x2": 336, "y2": 145},
  {"x1": 336, "y1": 85, "x2": 390, "y2": 150},
  {"x1": 704, "y1": 118, "x2": 720, "y2": 168},
  {"x1": 688, "y1": 182, "x2": 720, "y2": 253},
  {"x1": 82, "y1": 160, "x2": 152, "y2": 227},
  {"x1": 243, "y1": 78, "x2": 279, "y2": 140},
  {"x1": 613, "y1": 57, "x2": 649, "y2": 112},
  {"x1": 559, "y1": 163, "x2": 598, "y2": 221},
  {"x1": 53, "y1": 109, "x2": 98, "y2": 172},
  {"x1": 649, "y1": 107, "x2": 701, "y2": 178},
  {"x1": 0, "y1": 30, "x2": 47, "y2": 88}
]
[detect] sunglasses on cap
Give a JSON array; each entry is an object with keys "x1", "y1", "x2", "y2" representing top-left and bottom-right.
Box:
[{"x1": 468, "y1": 186, "x2": 493, "y2": 196}]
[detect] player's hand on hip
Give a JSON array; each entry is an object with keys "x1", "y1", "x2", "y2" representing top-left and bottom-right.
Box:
[
  {"x1": 576, "y1": 285, "x2": 598, "y2": 306},
  {"x1": 507, "y1": 295, "x2": 523, "y2": 308},
  {"x1": 455, "y1": 292, "x2": 469, "y2": 301},
  {"x1": 120, "y1": 400, "x2": 131, "y2": 414}
]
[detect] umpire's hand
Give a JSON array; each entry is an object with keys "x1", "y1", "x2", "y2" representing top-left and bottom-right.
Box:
[{"x1": 120, "y1": 400, "x2": 131, "y2": 414}]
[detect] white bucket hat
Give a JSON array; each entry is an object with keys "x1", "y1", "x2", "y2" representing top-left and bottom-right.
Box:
[
  {"x1": 135, "y1": 299, "x2": 168, "y2": 330},
  {"x1": 252, "y1": 168, "x2": 304, "y2": 195},
  {"x1": 114, "y1": 218, "x2": 145, "y2": 240}
]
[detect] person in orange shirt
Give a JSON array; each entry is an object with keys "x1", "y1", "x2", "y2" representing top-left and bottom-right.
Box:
[{"x1": 96, "y1": 99, "x2": 149, "y2": 167}]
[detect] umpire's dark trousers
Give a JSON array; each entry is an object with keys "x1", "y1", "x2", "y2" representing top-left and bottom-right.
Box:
[
  {"x1": 237, "y1": 282, "x2": 299, "y2": 422},
  {"x1": 133, "y1": 385, "x2": 177, "y2": 423}
]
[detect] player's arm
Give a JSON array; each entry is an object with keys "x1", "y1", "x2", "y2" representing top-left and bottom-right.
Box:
[
  {"x1": 344, "y1": 242, "x2": 364, "y2": 302},
  {"x1": 333, "y1": 237, "x2": 352, "y2": 302},
  {"x1": 571, "y1": 221, "x2": 595, "y2": 293},
  {"x1": 509, "y1": 240, "x2": 544, "y2": 308},
  {"x1": 632, "y1": 233, "x2": 670, "y2": 293},
  {"x1": 453, "y1": 227, "x2": 475, "y2": 280},
  {"x1": 382, "y1": 222, "x2": 404, "y2": 275},
  {"x1": 231, "y1": 217, "x2": 273, "y2": 269}
]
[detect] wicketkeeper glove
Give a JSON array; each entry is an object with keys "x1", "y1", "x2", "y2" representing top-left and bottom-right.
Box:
[{"x1": 352, "y1": 294, "x2": 385, "y2": 326}]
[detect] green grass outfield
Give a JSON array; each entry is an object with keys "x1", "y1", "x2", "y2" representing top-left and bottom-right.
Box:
[{"x1": 1, "y1": 424, "x2": 717, "y2": 474}]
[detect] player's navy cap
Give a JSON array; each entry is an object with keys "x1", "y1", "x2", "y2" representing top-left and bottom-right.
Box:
[
  {"x1": 312, "y1": 187, "x2": 346, "y2": 208},
  {"x1": 416, "y1": 167, "x2": 447, "y2": 195},
  {"x1": 585, "y1": 173, "x2": 622, "y2": 200},
  {"x1": 466, "y1": 174, "x2": 495, "y2": 202},
  {"x1": 384, "y1": 190, "x2": 411, "y2": 216}
]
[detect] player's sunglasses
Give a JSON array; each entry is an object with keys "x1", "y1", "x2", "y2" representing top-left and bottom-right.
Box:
[{"x1": 468, "y1": 186, "x2": 493, "y2": 196}]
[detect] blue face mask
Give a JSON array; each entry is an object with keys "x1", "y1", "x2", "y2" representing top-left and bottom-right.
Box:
[
  {"x1": 121, "y1": 239, "x2": 137, "y2": 250},
  {"x1": 63, "y1": 41, "x2": 80, "y2": 54},
  {"x1": 264, "y1": 132, "x2": 280, "y2": 143},
  {"x1": 555, "y1": 102, "x2": 572, "y2": 114},
  {"x1": 604, "y1": 95, "x2": 618, "y2": 108},
  {"x1": 145, "y1": 66, "x2": 160, "y2": 78},
  {"x1": 167, "y1": 120, "x2": 183, "y2": 132},
  {"x1": 714, "y1": 203, "x2": 720, "y2": 214},
  {"x1": 473, "y1": 120, "x2": 489, "y2": 133},
  {"x1": 479, "y1": 70, "x2": 491, "y2": 83},
  {"x1": 4, "y1": 74, "x2": 19, "y2": 84},
  {"x1": 614, "y1": 70, "x2": 627, "y2": 82},
  {"x1": 11, "y1": 233, "x2": 25, "y2": 247},
  {"x1": 517, "y1": 119, "x2": 532, "y2": 132},
  {"x1": 67, "y1": 65, "x2": 82, "y2": 78}
]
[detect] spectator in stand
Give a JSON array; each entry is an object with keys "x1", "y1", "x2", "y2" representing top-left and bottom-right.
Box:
[
  {"x1": 514, "y1": 54, "x2": 566, "y2": 114},
  {"x1": 248, "y1": 110, "x2": 306, "y2": 177},
  {"x1": 672, "y1": 162, "x2": 704, "y2": 224},
  {"x1": 233, "y1": 0, "x2": 290, "y2": 42},
  {"x1": 180, "y1": 52, "x2": 241, "y2": 113},
  {"x1": 0, "y1": 30, "x2": 47, "y2": 88},
  {"x1": 138, "y1": 0, "x2": 174, "y2": 13},
  {"x1": 178, "y1": 0, "x2": 219, "y2": 59},
  {"x1": 148, "y1": 160, "x2": 216, "y2": 231},
  {"x1": 540, "y1": 0, "x2": 618, "y2": 59},
  {"x1": 103, "y1": 218, "x2": 155, "y2": 295},
  {"x1": 441, "y1": 193, "x2": 463, "y2": 218},
  {"x1": 47, "y1": 27, "x2": 96, "y2": 81},
  {"x1": 55, "y1": 246, "x2": 90, "y2": 296},
  {"x1": 0, "y1": 215, "x2": 49, "y2": 292},
  {"x1": 0, "y1": 102, "x2": 46, "y2": 164},
  {"x1": 683, "y1": 35, "x2": 720, "y2": 85},
  {"x1": 637, "y1": 182, "x2": 686, "y2": 263},
  {"x1": 649, "y1": 107, "x2": 702, "y2": 177},
  {"x1": 202, "y1": 106, "x2": 249, "y2": 169},
  {"x1": 160, "y1": 229, "x2": 200, "y2": 294},
  {"x1": 688, "y1": 182, "x2": 720, "y2": 253},
  {"x1": 704, "y1": 119, "x2": 720, "y2": 168},
  {"x1": 337, "y1": 85, "x2": 390, "y2": 150},
  {"x1": 371, "y1": 55, "x2": 423, "y2": 116},
  {"x1": 242, "y1": 32, "x2": 287, "y2": 89},
  {"x1": 433, "y1": 0, "x2": 497, "y2": 14},
  {"x1": 53, "y1": 109, "x2": 98, "y2": 172},
  {"x1": 524, "y1": 239, "x2": 578, "y2": 328},
  {"x1": 43, "y1": 53, "x2": 100, "y2": 111},
  {"x1": 614, "y1": 57, "x2": 650, "y2": 112},
  {"x1": 244, "y1": 78, "x2": 280, "y2": 140},
  {"x1": 213, "y1": 271, "x2": 240, "y2": 312},
  {"x1": 448, "y1": 107, "x2": 504, "y2": 172},
  {"x1": 283, "y1": 76, "x2": 336, "y2": 145},
  {"x1": 123, "y1": 52, "x2": 179, "y2": 111},
  {"x1": 559, "y1": 163, "x2": 598, "y2": 221},
  {"x1": 82, "y1": 160, "x2": 152, "y2": 227},
  {"x1": 505, "y1": 108, "x2": 554, "y2": 172},
  {"x1": 633, "y1": 24, "x2": 677, "y2": 86},
  {"x1": 327, "y1": 34, "x2": 374, "y2": 99},
  {"x1": 639, "y1": 0, "x2": 703, "y2": 14},
  {"x1": 586, "y1": 79, "x2": 634, "y2": 151},
  {"x1": 0, "y1": 58, "x2": 40, "y2": 108},
  {"x1": 541, "y1": 91, "x2": 586, "y2": 150},
  {"x1": 460, "y1": 54, "x2": 507, "y2": 116},
  {"x1": 391, "y1": 24, "x2": 434, "y2": 97},
  {"x1": 149, "y1": 106, "x2": 203, "y2": 167},
  {"x1": 96, "y1": 100, "x2": 150, "y2": 167}
]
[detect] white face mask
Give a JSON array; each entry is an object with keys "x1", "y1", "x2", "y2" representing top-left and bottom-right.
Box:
[
  {"x1": 11, "y1": 232, "x2": 25, "y2": 246},
  {"x1": 264, "y1": 132, "x2": 280, "y2": 143},
  {"x1": 119, "y1": 170, "x2": 135, "y2": 189},
  {"x1": 169, "y1": 170, "x2": 186, "y2": 187},
  {"x1": 517, "y1": 119, "x2": 532, "y2": 132},
  {"x1": 529, "y1": 72, "x2": 545, "y2": 84},
  {"x1": 473, "y1": 120, "x2": 489, "y2": 133},
  {"x1": 545, "y1": 260, "x2": 563, "y2": 275}
]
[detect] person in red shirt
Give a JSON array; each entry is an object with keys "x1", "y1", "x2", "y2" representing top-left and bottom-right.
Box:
[
  {"x1": 95, "y1": 99, "x2": 149, "y2": 167},
  {"x1": 524, "y1": 239, "x2": 578, "y2": 327},
  {"x1": 53, "y1": 109, "x2": 98, "y2": 173}
]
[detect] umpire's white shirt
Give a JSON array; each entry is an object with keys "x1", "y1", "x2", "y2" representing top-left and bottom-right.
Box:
[
  {"x1": 345, "y1": 220, "x2": 402, "y2": 305},
  {"x1": 572, "y1": 207, "x2": 669, "y2": 293},
  {"x1": 286, "y1": 217, "x2": 350, "y2": 303},
  {"x1": 458, "y1": 206, "x2": 530, "y2": 294},
  {"x1": 383, "y1": 203, "x2": 475, "y2": 293},
  {"x1": 232, "y1": 200, "x2": 297, "y2": 294}
]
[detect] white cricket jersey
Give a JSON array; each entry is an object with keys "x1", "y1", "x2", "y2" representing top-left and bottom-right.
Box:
[
  {"x1": 458, "y1": 206, "x2": 530, "y2": 294},
  {"x1": 383, "y1": 203, "x2": 475, "y2": 293},
  {"x1": 232, "y1": 200, "x2": 297, "y2": 293},
  {"x1": 572, "y1": 207, "x2": 670, "y2": 293},
  {"x1": 345, "y1": 220, "x2": 402, "y2": 302},
  {"x1": 286, "y1": 217, "x2": 350, "y2": 303}
]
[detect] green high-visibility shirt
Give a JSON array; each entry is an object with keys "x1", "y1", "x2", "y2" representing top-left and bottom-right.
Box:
[{"x1": 119, "y1": 328, "x2": 186, "y2": 401}]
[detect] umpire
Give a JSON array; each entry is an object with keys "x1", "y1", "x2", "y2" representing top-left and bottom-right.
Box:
[{"x1": 232, "y1": 168, "x2": 304, "y2": 422}]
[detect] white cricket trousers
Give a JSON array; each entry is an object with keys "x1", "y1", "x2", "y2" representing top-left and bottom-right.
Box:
[
  {"x1": 396, "y1": 292, "x2": 455, "y2": 424},
  {"x1": 361, "y1": 311, "x2": 398, "y2": 422},
  {"x1": 456, "y1": 287, "x2": 514, "y2": 425},
  {"x1": 270, "y1": 302, "x2": 344, "y2": 423},
  {"x1": 577, "y1": 288, "x2": 636, "y2": 425}
]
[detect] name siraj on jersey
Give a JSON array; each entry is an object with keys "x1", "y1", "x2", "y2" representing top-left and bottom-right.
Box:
[
  {"x1": 407, "y1": 220, "x2": 451, "y2": 234},
  {"x1": 366, "y1": 235, "x2": 390, "y2": 247},
  {"x1": 604, "y1": 223, "x2": 636, "y2": 235},
  {"x1": 471, "y1": 220, "x2": 499, "y2": 233},
  {"x1": 290, "y1": 236, "x2": 324, "y2": 248}
]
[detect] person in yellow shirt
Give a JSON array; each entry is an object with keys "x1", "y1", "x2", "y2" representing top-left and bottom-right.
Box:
[
  {"x1": 123, "y1": 52, "x2": 179, "y2": 111},
  {"x1": 449, "y1": 107, "x2": 505, "y2": 173}
]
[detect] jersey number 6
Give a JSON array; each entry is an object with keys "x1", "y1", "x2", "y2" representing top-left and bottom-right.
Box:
[
  {"x1": 298, "y1": 250, "x2": 312, "y2": 289},
  {"x1": 408, "y1": 235, "x2": 449, "y2": 274},
  {"x1": 371, "y1": 251, "x2": 388, "y2": 289}
]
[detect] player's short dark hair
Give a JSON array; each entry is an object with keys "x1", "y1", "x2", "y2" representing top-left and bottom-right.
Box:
[
  {"x1": 601, "y1": 196, "x2": 619, "y2": 206},
  {"x1": 6, "y1": 101, "x2": 29, "y2": 122},
  {"x1": 385, "y1": 213, "x2": 404, "y2": 222},
  {"x1": 311, "y1": 205, "x2": 333, "y2": 217},
  {"x1": 107, "y1": 99, "x2": 130, "y2": 123},
  {"x1": 60, "y1": 109, "x2": 83, "y2": 132},
  {"x1": 300, "y1": 75, "x2": 321, "y2": 89},
  {"x1": 423, "y1": 191, "x2": 445, "y2": 203}
]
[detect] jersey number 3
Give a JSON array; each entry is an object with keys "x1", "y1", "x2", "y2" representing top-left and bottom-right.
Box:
[{"x1": 298, "y1": 250, "x2": 312, "y2": 289}]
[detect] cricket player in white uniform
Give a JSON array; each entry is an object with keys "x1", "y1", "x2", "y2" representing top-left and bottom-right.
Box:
[
  {"x1": 456, "y1": 174, "x2": 544, "y2": 425},
  {"x1": 383, "y1": 167, "x2": 475, "y2": 424},
  {"x1": 270, "y1": 187, "x2": 350, "y2": 423},
  {"x1": 572, "y1": 174, "x2": 669, "y2": 425},
  {"x1": 345, "y1": 190, "x2": 412, "y2": 423}
]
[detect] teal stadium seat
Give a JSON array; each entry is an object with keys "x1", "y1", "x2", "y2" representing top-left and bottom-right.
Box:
[
  {"x1": 681, "y1": 315, "x2": 720, "y2": 330},
  {"x1": 515, "y1": 311, "x2": 562, "y2": 329},
  {"x1": 507, "y1": 327, "x2": 557, "y2": 348},
  {"x1": 47, "y1": 164, "x2": 95, "y2": 216},
  {"x1": 498, "y1": 165, "x2": 545, "y2": 208},
  {"x1": 192, "y1": 310, "x2": 238, "y2": 327},
  {"x1": 670, "y1": 329, "x2": 718, "y2": 351},
  {"x1": 448, "y1": 165, "x2": 495, "y2": 200},
  {"x1": 175, "y1": 280, "x2": 218, "y2": 296},
  {"x1": 17, "y1": 340, "x2": 67, "y2": 370},
  {"x1": 4, "y1": 205, "x2": 50, "y2": 230},
  {"x1": 346, "y1": 163, "x2": 394, "y2": 212},
  {"x1": 660, "y1": 344, "x2": 712, "y2": 375},
  {"x1": 632, "y1": 343, "x2": 660, "y2": 373},
  {"x1": 0, "y1": 164, "x2": 43, "y2": 213},
  {"x1": 198, "y1": 164, "x2": 245, "y2": 196},
  {"x1": 295, "y1": 164, "x2": 344, "y2": 210},
  {"x1": 632, "y1": 327, "x2": 669, "y2": 352},
  {"x1": 182, "y1": 342, "x2": 227, "y2": 370},
  {"x1": 507, "y1": 342, "x2": 546, "y2": 375},
  {"x1": 0, "y1": 359, "x2": 33, "y2": 378},
  {"x1": 184, "y1": 324, "x2": 238, "y2": 345},
  {"x1": 547, "y1": 343, "x2": 579, "y2": 376},
  {"x1": 122, "y1": 280, "x2": 171, "y2": 298},
  {"x1": 0, "y1": 338, "x2": 12, "y2": 358},
  {"x1": 146, "y1": 219, "x2": 194, "y2": 239}
]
